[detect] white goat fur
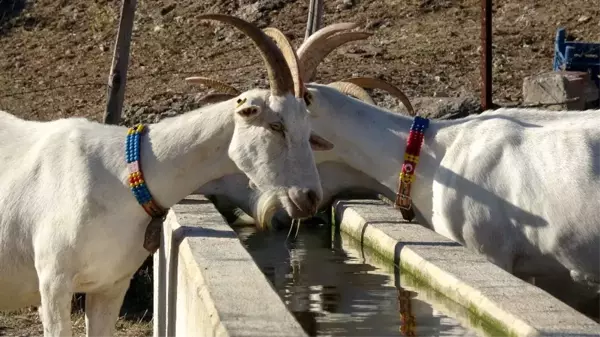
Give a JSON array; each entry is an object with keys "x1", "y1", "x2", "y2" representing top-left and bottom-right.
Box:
[
  {"x1": 194, "y1": 22, "x2": 600, "y2": 312},
  {"x1": 203, "y1": 84, "x2": 600, "y2": 294},
  {"x1": 311, "y1": 85, "x2": 600, "y2": 284},
  {"x1": 199, "y1": 161, "x2": 390, "y2": 226},
  {"x1": 192, "y1": 22, "x2": 410, "y2": 228},
  {"x1": 0, "y1": 87, "x2": 331, "y2": 336},
  {"x1": 0, "y1": 11, "x2": 346, "y2": 335}
]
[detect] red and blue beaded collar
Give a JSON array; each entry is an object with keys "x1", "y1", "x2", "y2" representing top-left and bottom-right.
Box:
[
  {"x1": 125, "y1": 116, "x2": 429, "y2": 224},
  {"x1": 394, "y1": 116, "x2": 429, "y2": 221},
  {"x1": 126, "y1": 124, "x2": 167, "y2": 218}
]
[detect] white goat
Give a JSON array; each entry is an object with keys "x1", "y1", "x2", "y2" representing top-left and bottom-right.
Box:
[
  {"x1": 190, "y1": 79, "x2": 401, "y2": 228},
  {"x1": 189, "y1": 23, "x2": 407, "y2": 226},
  {"x1": 192, "y1": 24, "x2": 600, "y2": 300},
  {"x1": 198, "y1": 161, "x2": 391, "y2": 227},
  {"x1": 0, "y1": 14, "x2": 335, "y2": 337}
]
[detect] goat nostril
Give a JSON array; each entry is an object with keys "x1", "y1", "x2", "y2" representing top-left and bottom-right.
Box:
[{"x1": 307, "y1": 189, "x2": 318, "y2": 206}]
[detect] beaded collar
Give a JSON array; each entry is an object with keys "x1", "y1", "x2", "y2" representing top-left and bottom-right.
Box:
[
  {"x1": 394, "y1": 116, "x2": 430, "y2": 221},
  {"x1": 126, "y1": 124, "x2": 167, "y2": 218}
]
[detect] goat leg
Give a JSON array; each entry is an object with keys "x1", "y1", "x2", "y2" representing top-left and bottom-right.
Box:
[
  {"x1": 84, "y1": 278, "x2": 131, "y2": 337},
  {"x1": 37, "y1": 269, "x2": 74, "y2": 337}
]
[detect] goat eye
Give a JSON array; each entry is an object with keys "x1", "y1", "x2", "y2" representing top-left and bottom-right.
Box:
[{"x1": 269, "y1": 122, "x2": 284, "y2": 133}]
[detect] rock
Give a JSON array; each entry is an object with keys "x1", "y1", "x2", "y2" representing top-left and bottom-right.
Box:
[
  {"x1": 336, "y1": 0, "x2": 353, "y2": 10},
  {"x1": 377, "y1": 93, "x2": 481, "y2": 119},
  {"x1": 523, "y1": 71, "x2": 598, "y2": 110},
  {"x1": 237, "y1": 2, "x2": 262, "y2": 22},
  {"x1": 578, "y1": 15, "x2": 591, "y2": 23},
  {"x1": 235, "y1": 0, "x2": 294, "y2": 23},
  {"x1": 418, "y1": 96, "x2": 481, "y2": 119},
  {"x1": 160, "y1": 3, "x2": 176, "y2": 16},
  {"x1": 366, "y1": 19, "x2": 385, "y2": 30}
]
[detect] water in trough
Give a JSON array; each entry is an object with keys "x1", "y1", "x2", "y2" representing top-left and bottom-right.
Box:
[{"x1": 233, "y1": 222, "x2": 504, "y2": 337}]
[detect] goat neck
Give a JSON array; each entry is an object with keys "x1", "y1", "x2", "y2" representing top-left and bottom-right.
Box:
[
  {"x1": 306, "y1": 83, "x2": 458, "y2": 224},
  {"x1": 137, "y1": 98, "x2": 240, "y2": 208}
]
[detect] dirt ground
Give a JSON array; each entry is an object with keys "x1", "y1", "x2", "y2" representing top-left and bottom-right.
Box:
[
  {"x1": 0, "y1": 0, "x2": 599, "y2": 334},
  {"x1": 0, "y1": 259, "x2": 153, "y2": 336},
  {"x1": 1, "y1": 0, "x2": 599, "y2": 122},
  {"x1": 0, "y1": 309, "x2": 151, "y2": 337}
]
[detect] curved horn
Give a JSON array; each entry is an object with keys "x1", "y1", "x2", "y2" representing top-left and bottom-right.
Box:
[
  {"x1": 197, "y1": 93, "x2": 239, "y2": 105},
  {"x1": 299, "y1": 31, "x2": 373, "y2": 82},
  {"x1": 327, "y1": 81, "x2": 375, "y2": 105},
  {"x1": 296, "y1": 22, "x2": 359, "y2": 58},
  {"x1": 185, "y1": 76, "x2": 241, "y2": 95},
  {"x1": 198, "y1": 14, "x2": 294, "y2": 96},
  {"x1": 263, "y1": 27, "x2": 304, "y2": 98},
  {"x1": 340, "y1": 77, "x2": 415, "y2": 116}
]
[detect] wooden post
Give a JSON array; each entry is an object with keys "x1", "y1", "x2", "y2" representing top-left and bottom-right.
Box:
[
  {"x1": 304, "y1": 0, "x2": 324, "y2": 40},
  {"x1": 103, "y1": 0, "x2": 137, "y2": 125},
  {"x1": 480, "y1": 0, "x2": 493, "y2": 111}
]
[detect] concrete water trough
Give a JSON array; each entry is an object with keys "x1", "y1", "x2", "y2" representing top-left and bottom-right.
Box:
[
  {"x1": 332, "y1": 199, "x2": 600, "y2": 336},
  {"x1": 152, "y1": 194, "x2": 600, "y2": 336}
]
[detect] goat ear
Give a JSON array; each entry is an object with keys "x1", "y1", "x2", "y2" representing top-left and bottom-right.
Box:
[
  {"x1": 309, "y1": 132, "x2": 334, "y2": 151},
  {"x1": 235, "y1": 104, "x2": 262, "y2": 119}
]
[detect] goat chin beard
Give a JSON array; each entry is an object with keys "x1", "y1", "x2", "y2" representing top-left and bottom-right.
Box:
[
  {"x1": 253, "y1": 189, "x2": 308, "y2": 231},
  {"x1": 254, "y1": 190, "x2": 280, "y2": 231}
]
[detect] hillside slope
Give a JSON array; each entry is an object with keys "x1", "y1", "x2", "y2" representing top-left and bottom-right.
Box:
[{"x1": 1, "y1": 0, "x2": 598, "y2": 121}]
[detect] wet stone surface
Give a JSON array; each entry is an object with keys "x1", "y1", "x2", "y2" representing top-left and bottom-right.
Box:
[{"x1": 233, "y1": 224, "x2": 490, "y2": 337}]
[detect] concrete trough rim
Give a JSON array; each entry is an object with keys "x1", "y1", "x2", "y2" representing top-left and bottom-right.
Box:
[
  {"x1": 332, "y1": 199, "x2": 600, "y2": 337},
  {"x1": 154, "y1": 194, "x2": 309, "y2": 337},
  {"x1": 339, "y1": 229, "x2": 510, "y2": 337}
]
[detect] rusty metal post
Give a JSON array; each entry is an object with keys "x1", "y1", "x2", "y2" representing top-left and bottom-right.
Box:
[
  {"x1": 103, "y1": 0, "x2": 137, "y2": 125},
  {"x1": 305, "y1": 0, "x2": 324, "y2": 40},
  {"x1": 481, "y1": 0, "x2": 493, "y2": 111},
  {"x1": 314, "y1": 0, "x2": 324, "y2": 34}
]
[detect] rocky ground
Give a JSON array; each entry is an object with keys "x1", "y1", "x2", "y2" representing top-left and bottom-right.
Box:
[
  {"x1": 1, "y1": 0, "x2": 599, "y2": 333},
  {"x1": 1, "y1": 0, "x2": 599, "y2": 123}
]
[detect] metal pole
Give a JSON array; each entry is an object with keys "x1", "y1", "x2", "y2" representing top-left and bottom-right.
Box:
[
  {"x1": 103, "y1": 0, "x2": 137, "y2": 125},
  {"x1": 480, "y1": 0, "x2": 493, "y2": 111},
  {"x1": 314, "y1": 0, "x2": 324, "y2": 34},
  {"x1": 305, "y1": 0, "x2": 315, "y2": 40},
  {"x1": 304, "y1": 0, "x2": 324, "y2": 40}
]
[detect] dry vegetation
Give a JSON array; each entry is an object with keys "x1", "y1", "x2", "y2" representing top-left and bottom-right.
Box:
[
  {"x1": 0, "y1": 309, "x2": 151, "y2": 337},
  {"x1": 0, "y1": 259, "x2": 153, "y2": 336}
]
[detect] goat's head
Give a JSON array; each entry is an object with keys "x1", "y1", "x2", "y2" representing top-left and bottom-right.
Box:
[
  {"x1": 197, "y1": 14, "x2": 334, "y2": 220},
  {"x1": 188, "y1": 21, "x2": 414, "y2": 229}
]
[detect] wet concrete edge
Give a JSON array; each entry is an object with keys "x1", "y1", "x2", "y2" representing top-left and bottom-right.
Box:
[
  {"x1": 333, "y1": 199, "x2": 600, "y2": 337},
  {"x1": 153, "y1": 194, "x2": 308, "y2": 337}
]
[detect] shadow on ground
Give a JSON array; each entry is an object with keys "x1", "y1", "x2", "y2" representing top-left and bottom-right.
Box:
[{"x1": 0, "y1": 0, "x2": 26, "y2": 32}]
